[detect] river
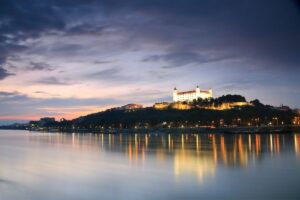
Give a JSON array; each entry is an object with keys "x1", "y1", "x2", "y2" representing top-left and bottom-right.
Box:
[{"x1": 0, "y1": 130, "x2": 300, "y2": 200}]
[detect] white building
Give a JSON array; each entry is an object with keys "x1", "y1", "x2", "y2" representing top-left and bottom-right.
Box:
[{"x1": 173, "y1": 86, "x2": 212, "y2": 102}]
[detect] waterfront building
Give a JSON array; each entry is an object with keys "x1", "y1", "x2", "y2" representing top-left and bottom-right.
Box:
[
  {"x1": 119, "y1": 103, "x2": 143, "y2": 110},
  {"x1": 294, "y1": 116, "x2": 300, "y2": 125},
  {"x1": 173, "y1": 86, "x2": 212, "y2": 102}
]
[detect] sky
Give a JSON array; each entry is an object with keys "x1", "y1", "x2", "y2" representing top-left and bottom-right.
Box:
[{"x1": 0, "y1": 0, "x2": 300, "y2": 121}]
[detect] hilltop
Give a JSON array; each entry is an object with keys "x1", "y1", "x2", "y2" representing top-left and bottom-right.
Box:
[{"x1": 24, "y1": 94, "x2": 299, "y2": 132}]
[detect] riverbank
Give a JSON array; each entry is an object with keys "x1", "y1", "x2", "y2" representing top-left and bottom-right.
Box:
[{"x1": 2, "y1": 125, "x2": 299, "y2": 134}]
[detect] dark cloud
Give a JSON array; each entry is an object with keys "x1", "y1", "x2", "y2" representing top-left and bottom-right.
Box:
[
  {"x1": 34, "y1": 76, "x2": 71, "y2": 85},
  {"x1": 94, "y1": 60, "x2": 117, "y2": 64},
  {"x1": 143, "y1": 51, "x2": 234, "y2": 67},
  {"x1": 34, "y1": 91, "x2": 61, "y2": 97},
  {"x1": 0, "y1": 67, "x2": 14, "y2": 80},
  {"x1": 0, "y1": 0, "x2": 299, "y2": 70},
  {"x1": 66, "y1": 24, "x2": 106, "y2": 36},
  {"x1": 88, "y1": 0, "x2": 300, "y2": 70},
  {"x1": 0, "y1": 178, "x2": 15, "y2": 186},
  {"x1": 115, "y1": 0, "x2": 300, "y2": 69},
  {"x1": 47, "y1": 44, "x2": 85, "y2": 55},
  {"x1": 87, "y1": 67, "x2": 136, "y2": 82},
  {"x1": 26, "y1": 62, "x2": 54, "y2": 71},
  {"x1": 147, "y1": 69, "x2": 171, "y2": 80},
  {"x1": 34, "y1": 91, "x2": 47, "y2": 94},
  {"x1": 0, "y1": 91, "x2": 28, "y2": 102},
  {"x1": 0, "y1": 1, "x2": 104, "y2": 70},
  {"x1": 0, "y1": 90, "x2": 120, "y2": 117},
  {"x1": 0, "y1": 0, "x2": 65, "y2": 37},
  {"x1": 90, "y1": 67, "x2": 120, "y2": 78},
  {"x1": 0, "y1": 43, "x2": 27, "y2": 65},
  {"x1": 0, "y1": 0, "x2": 66, "y2": 67},
  {"x1": 0, "y1": 91, "x2": 19, "y2": 97}
]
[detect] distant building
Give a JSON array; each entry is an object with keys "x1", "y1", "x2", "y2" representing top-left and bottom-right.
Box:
[
  {"x1": 171, "y1": 102, "x2": 192, "y2": 110},
  {"x1": 173, "y1": 86, "x2": 212, "y2": 102},
  {"x1": 294, "y1": 109, "x2": 300, "y2": 125},
  {"x1": 119, "y1": 103, "x2": 143, "y2": 110},
  {"x1": 294, "y1": 116, "x2": 300, "y2": 125},
  {"x1": 154, "y1": 102, "x2": 170, "y2": 110},
  {"x1": 276, "y1": 104, "x2": 291, "y2": 111}
]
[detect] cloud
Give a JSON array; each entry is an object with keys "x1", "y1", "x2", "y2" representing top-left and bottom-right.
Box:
[
  {"x1": 33, "y1": 76, "x2": 72, "y2": 85},
  {"x1": 0, "y1": 91, "x2": 29, "y2": 102},
  {"x1": 0, "y1": 90, "x2": 120, "y2": 118},
  {"x1": 89, "y1": 67, "x2": 120, "y2": 78},
  {"x1": 34, "y1": 91, "x2": 61, "y2": 97},
  {"x1": 66, "y1": 24, "x2": 106, "y2": 36},
  {"x1": 94, "y1": 60, "x2": 117, "y2": 64},
  {"x1": 0, "y1": 43, "x2": 28, "y2": 67},
  {"x1": 87, "y1": 67, "x2": 137, "y2": 83},
  {"x1": 0, "y1": 67, "x2": 14, "y2": 80},
  {"x1": 143, "y1": 51, "x2": 234, "y2": 67},
  {"x1": 120, "y1": 0, "x2": 300, "y2": 69},
  {"x1": 0, "y1": 0, "x2": 66, "y2": 68},
  {"x1": 0, "y1": 91, "x2": 18, "y2": 98},
  {"x1": 0, "y1": 0, "x2": 299, "y2": 72},
  {"x1": 34, "y1": 91, "x2": 47, "y2": 94},
  {"x1": 0, "y1": 0, "x2": 65, "y2": 38},
  {"x1": 26, "y1": 62, "x2": 54, "y2": 71}
]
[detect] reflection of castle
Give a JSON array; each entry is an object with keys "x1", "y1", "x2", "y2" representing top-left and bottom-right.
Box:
[{"x1": 173, "y1": 86, "x2": 212, "y2": 102}]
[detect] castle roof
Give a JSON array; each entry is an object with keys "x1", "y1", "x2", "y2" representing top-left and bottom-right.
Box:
[
  {"x1": 177, "y1": 90, "x2": 210, "y2": 95},
  {"x1": 200, "y1": 90, "x2": 210, "y2": 94},
  {"x1": 177, "y1": 90, "x2": 195, "y2": 95}
]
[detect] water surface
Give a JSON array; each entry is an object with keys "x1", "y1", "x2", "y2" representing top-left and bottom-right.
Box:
[{"x1": 0, "y1": 130, "x2": 300, "y2": 200}]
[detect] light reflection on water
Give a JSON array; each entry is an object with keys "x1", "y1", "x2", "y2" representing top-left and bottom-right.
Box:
[{"x1": 0, "y1": 130, "x2": 300, "y2": 200}]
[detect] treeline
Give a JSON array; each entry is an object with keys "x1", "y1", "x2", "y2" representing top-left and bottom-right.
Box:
[{"x1": 191, "y1": 94, "x2": 248, "y2": 107}]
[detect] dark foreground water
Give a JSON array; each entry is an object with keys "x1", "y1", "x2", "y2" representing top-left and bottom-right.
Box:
[{"x1": 0, "y1": 130, "x2": 300, "y2": 200}]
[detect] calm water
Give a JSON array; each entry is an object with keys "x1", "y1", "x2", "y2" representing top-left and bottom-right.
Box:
[{"x1": 0, "y1": 130, "x2": 300, "y2": 200}]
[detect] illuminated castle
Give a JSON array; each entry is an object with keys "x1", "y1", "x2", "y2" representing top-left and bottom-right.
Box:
[{"x1": 173, "y1": 86, "x2": 212, "y2": 102}]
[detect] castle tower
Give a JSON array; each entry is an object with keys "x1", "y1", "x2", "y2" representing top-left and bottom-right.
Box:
[
  {"x1": 196, "y1": 85, "x2": 200, "y2": 96},
  {"x1": 209, "y1": 88, "x2": 213, "y2": 98},
  {"x1": 173, "y1": 87, "x2": 178, "y2": 102}
]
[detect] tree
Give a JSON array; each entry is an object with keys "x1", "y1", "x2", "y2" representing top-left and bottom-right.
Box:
[{"x1": 250, "y1": 99, "x2": 264, "y2": 107}]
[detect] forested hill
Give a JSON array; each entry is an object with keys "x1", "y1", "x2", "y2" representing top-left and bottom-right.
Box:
[
  {"x1": 25, "y1": 94, "x2": 298, "y2": 129},
  {"x1": 68, "y1": 105, "x2": 296, "y2": 129}
]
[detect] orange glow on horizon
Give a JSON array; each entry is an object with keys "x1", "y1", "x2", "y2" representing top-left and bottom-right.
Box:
[{"x1": 0, "y1": 105, "x2": 115, "y2": 121}]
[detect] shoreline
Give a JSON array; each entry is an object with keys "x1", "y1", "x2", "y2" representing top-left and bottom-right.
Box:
[{"x1": 1, "y1": 125, "x2": 300, "y2": 134}]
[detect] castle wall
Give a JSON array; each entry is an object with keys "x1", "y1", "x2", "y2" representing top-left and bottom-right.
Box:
[{"x1": 173, "y1": 87, "x2": 212, "y2": 102}]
